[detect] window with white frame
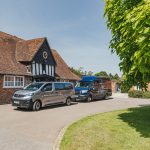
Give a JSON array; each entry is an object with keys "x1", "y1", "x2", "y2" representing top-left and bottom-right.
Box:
[{"x1": 4, "y1": 75, "x2": 24, "y2": 88}]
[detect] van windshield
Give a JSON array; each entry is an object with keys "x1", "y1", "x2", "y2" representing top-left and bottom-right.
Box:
[
  {"x1": 76, "y1": 81, "x2": 93, "y2": 88},
  {"x1": 24, "y1": 83, "x2": 44, "y2": 91}
]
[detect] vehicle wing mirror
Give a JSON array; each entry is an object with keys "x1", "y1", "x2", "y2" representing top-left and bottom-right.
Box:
[
  {"x1": 92, "y1": 87, "x2": 95, "y2": 90},
  {"x1": 41, "y1": 88, "x2": 45, "y2": 92}
]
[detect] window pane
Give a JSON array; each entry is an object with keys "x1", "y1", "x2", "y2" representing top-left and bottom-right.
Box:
[
  {"x1": 54, "y1": 83, "x2": 65, "y2": 90},
  {"x1": 4, "y1": 76, "x2": 24, "y2": 87},
  {"x1": 5, "y1": 82, "x2": 8, "y2": 86},
  {"x1": 43, "y1": 83, "x2": 52, "y2": 91},
  {"x1": 8, "y1": 81, "x2": 14, "y2": 86},
  {"x1": 5, "y1": 76, "x2": 14, "y2": 82},
  {"x1": 21, "y1": 82, "x2": 23, "y2": 86},
  {"x1": 65, "y1": 83, "x2": 73, "y2": 90},
  {"x1": 15, "y1": 76, "x2": 23, "y2": 87}
]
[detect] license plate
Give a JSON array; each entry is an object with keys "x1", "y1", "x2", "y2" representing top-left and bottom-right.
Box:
[
  {"x1": 14, "y1": 101, "x2": 19, "y2": 104},
  {"x1": 72, "y1": 95, "x2": 78, "y2": 98}
]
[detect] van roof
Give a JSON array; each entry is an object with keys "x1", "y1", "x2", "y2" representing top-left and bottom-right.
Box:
[
  {"x1": 34, "y1": 82, "x2": 72, "y2": 84},
  {"x1": 81, "y1": 76, "x2": 101, "y2": 82},
  {"x1": 81, "y1": 76, "x2": 110, "y2": 82}
]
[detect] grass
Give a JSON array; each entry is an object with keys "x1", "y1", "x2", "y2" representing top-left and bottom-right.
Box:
[{"x1": 60, "y1": 106, "x2": 150, "y2": 150}]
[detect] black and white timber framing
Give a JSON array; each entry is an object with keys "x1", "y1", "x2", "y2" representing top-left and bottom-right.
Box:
[{"x1": 31, "y1": 38, "x2": 56, "y2": 81}]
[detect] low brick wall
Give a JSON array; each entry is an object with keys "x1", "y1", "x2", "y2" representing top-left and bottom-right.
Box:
[{"x1": 0, "y1": 75, "x2": 32, "y2": 105}]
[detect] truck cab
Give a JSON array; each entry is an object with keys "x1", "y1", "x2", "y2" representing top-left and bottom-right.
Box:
[{"x1": 75, "y1": 76, "x2": 112, "y2": 102}]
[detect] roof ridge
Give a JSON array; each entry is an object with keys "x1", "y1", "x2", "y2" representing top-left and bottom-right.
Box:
[
  {"x1": 0, "y1": 31, "x2": 23, "y2": 40},
  {"x1": 26, "y1": 37, "x2": 46, "y2": 42}
]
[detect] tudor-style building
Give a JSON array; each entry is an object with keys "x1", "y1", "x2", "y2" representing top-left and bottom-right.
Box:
[
  {"x1": 0, "y1": 31, "x2": 80, "y2": 104},
  {"x1": 0, "y1": 32, "x2": 57, "y2": 104},
  {"x1": 16, "y1": 36, "x2": 56, "y2": 82}
]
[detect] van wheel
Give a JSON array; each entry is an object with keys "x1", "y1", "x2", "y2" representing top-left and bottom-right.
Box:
[
  {"x1": 66, "y1": 98, "x2": 71, "y2": 106},
  {"x1": 33, "y1": 100, "x2": 41, "y2": 111},
  {"x1": 17, "y1": 107, "x2": 21, "y2": 110},
  {"x1": 104, "y1": 94, "x2": 109, "y2": 100},
  {"x1": 87, "y1": 95, "x2": 92, "y2": 102}
]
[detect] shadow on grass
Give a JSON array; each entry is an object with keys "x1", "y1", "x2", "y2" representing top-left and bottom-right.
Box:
[{"x1": 119, "y1": 106, "x2": 150, "y2": 138}]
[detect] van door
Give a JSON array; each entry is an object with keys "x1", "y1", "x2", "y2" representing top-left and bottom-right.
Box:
[
  {"x1": 98, "y1": 84, "x2": 105, "y2": 98},
  {"x1": 92, "y1": 81, "x2": 101, "y2": 99},
  {"x1": 42, "y1": 83, "x2": 56, "y2": 105},
  {"x1": 54, "y1": 83, "x2": 66, "y2": 103}
]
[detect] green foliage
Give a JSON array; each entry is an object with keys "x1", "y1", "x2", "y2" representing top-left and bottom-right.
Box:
[
  {"x1": 95, "y1": 72, "x2": 121, "y2": 81},
  {"x1": 128, "y1": 90, "x2": 150, "y2": 98},
  {"x1": 104, "y1": 0, "x2": 150, "y2": 89},
  {"x1": 69, "y1": 67, "x2": 83, "y2": 77},
  {"x1": 128, "y1": 90, "x2": 143, "y2": 98},
  {"x1": 120, "y1": 82, "x2": 130, "y2": 93},
  {"x1": 69, "y1": 67, "x2": 93, "y2": 77},
  {"x1": 113, "y1": 73, "x2": 120, "y2": 80},
  {"x1": 142, "y1": 91, "x2": 150, "y2": 98},
  {"x1": 87, "y1": 71, "x2": 94, "y2": 76},
  {"x1": 95, "y1": 71, "x2": 109, "y2": 77},
  {"x1": 109, "y1": 73, "x2": 114, "y2": 79}
]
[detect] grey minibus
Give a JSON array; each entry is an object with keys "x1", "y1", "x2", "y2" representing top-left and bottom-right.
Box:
[{"x1": 12, "y1": 82, "x2": 75, "y2": 111}]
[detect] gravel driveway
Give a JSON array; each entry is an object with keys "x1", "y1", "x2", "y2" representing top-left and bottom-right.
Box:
[{"x1": 0, "y1": 96, "x2": 150, "y2": 150}]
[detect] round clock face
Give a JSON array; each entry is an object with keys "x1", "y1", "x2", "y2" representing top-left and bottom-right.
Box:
[{"x1": 43, "y1": 51, "x2": 48, "y2": 59}]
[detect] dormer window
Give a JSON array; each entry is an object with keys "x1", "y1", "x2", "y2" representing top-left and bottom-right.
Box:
[{"x1": 27, "y1": 65, "x2": 31, "y2": 73}]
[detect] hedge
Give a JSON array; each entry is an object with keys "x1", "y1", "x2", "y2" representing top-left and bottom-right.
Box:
[
  {"x1": 128, "y1": 90, "x2": 143, "y2": 98},
  {"x1": 128, "y1": 90, "x2": 150, "y2": 99},
  {"x1": 143, "y1": 92, "x2": 150, "y2": 99}
]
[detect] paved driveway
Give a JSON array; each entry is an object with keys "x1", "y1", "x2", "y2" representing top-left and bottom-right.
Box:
[{"x1": 0, "y1": 97, "x2": 150, "y2": 150}]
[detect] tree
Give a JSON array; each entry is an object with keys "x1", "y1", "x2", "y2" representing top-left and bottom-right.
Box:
[
  {"x1": 113, "y1": 73, "x2": 120, "y2": 80},
  {"x1": 87, "y1": 71, "x2": 94, "y2": 76},
  {"x1": 104, "y1": 0, "x2": 150, "y2": 90},
  {"x1": 95, "y1": 71, "x2": 109, "y2": 77},
  {"x1": 69, "y1": 67, "x2": 84, "y2": 77},
  {"x1": 109, "y1": 73, "x2": 114, "y2": 79},
  {"x1": 69, "y1": 67, "x2": 93, "y2": 77}
]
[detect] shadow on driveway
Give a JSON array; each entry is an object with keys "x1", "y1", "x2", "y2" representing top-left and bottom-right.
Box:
[
  {"x1": 14, "y1": 102, "x2": 78, "y2": 112},
  {"x1": 77, "y1": 97, "x2": 113, "y2": 103},
  {"x1": 119, "y1": 106, "x2": 150, "y2": 138}
]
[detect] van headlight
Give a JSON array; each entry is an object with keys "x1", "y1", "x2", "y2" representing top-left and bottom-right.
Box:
[
  {"x1": 81, "y1": 90, "x2": 88, "y2": 94},
  {"x1": 25, "y1": 93, "x2": 34, "y2": 97}
]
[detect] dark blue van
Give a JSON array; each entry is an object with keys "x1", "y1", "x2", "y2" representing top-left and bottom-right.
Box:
[{"x1": 75, "y1": 76, "x2": 112, "y2": 102}]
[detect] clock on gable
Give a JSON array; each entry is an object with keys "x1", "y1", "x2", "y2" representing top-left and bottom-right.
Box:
[{"x1": 43, "y1": 51, "x2": 48, "y2": 59}]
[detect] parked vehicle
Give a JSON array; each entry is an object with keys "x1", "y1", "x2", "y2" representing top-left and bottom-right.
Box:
[
  {"x1": 12, "y1": 82, "x2": 75, "y2": 111},
  {"x1": 75, "y1": 76, "x2": 112, "y2": 102}
]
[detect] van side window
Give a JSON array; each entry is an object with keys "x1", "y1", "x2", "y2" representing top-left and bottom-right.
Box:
[
  {"x1": 42, "y1": 83, "x2": 52, "y2": 91},
  {"x1": 54, "y1": 83, "x2": 65, "y2": 90},
  {"x1": 65, "y1": 83, "x2": 73, "y2": 90},
  {"x1": 93, "y1": 81, "x2": 100, "y2": 90}
]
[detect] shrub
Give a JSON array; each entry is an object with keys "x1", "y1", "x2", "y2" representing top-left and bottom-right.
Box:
[
  {"x1": 128, "y1": 90, "x2": 143, "y2": 98},
  {"x1": 120, "y1": 84, "x2": 130, "y2": 93},
  {"x1": 142, "y1": 92, "x2": 150, "y2": 99}
]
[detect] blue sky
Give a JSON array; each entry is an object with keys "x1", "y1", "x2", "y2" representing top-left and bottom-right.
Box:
[{"x1": 0, "y1": 0, "x2": 121, "y2": 76}]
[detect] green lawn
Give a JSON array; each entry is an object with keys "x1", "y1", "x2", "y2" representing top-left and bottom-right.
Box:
[{"x1": 60, "y1": 106, "x2": 150, "y2": 150}]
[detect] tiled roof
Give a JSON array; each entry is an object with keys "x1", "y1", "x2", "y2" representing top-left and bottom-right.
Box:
[
  {"x1": 0, "y1": 31, "x2": 23, "y2": 41},
  {"x1": 0, "y1": 32, "x2": 31, "y2": 75},
  {"x1": 0, "y1": 31, "x2": 44, "y2": 75},
  {"x1": 16, "y1": 38, "x2": 45, "y2": 62},
  {"x1": 51, "y1": 49, "x2": 81, "y2": 81}
]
